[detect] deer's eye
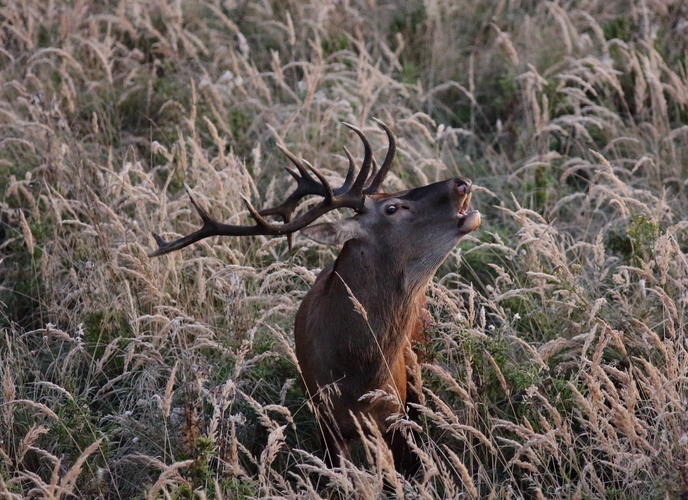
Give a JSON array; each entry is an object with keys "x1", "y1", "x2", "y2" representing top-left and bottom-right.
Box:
[{"x1": 386, "y1": 205, "x2": 397, "y2": 215}]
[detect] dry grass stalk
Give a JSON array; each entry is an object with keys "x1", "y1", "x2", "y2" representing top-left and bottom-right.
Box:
[{"x1": 1, "y1": 0, "x2": 687, "y2": 497}]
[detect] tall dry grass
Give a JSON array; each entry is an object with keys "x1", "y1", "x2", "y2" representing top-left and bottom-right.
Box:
[{"x1": 1, "y1": 0, "x2": 687, "y2": 498}]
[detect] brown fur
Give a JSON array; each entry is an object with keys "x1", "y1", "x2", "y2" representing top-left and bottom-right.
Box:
[{"x1": 295, "y1": 177, "x2": 480, "y2": 477}]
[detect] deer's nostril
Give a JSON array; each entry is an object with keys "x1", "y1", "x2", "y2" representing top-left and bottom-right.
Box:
[{"x1": 455, "y1": 178, "x2": 472, "y2": 195}]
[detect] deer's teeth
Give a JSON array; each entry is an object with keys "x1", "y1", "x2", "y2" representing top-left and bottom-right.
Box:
[{"x1": 457, "y1": 193, "x2": 471, "y2": 216}]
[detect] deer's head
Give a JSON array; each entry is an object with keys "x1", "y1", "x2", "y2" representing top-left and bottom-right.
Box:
[{"x1": 149, "y1": 120, "x2": 480, "y2": 285}]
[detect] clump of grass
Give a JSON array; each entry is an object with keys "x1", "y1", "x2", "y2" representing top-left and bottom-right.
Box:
[{"x1": 1, "y1": 0, "x2": 687, "y2": 498}]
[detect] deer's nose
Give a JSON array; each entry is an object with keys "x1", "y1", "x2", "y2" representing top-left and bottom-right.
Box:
[{"x1": 455, "y1": 178, "x2": 472, "y2": 195}]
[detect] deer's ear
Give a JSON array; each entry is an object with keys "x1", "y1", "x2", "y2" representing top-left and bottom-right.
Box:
[{"x1": 300, "y1": 219, "x2": 364, "y2": 246}]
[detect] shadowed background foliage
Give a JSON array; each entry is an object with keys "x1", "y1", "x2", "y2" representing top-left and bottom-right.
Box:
[{"x1": 1, "y1": 0, "x2": 687, "y2": 498}]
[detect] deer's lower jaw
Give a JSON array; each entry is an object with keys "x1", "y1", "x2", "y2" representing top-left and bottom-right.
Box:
[{"x1": 457, "y1": 209, "x2": 481, "y2": 233}]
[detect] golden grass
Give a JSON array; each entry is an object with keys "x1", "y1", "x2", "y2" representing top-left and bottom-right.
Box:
[{"x1": 1, "y1": 0, "x2": 687, "y2": 498}]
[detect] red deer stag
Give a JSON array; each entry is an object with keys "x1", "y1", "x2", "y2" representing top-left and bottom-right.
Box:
[{"x1": 149, "y1": 120, "x2": 481, "y2": 477}]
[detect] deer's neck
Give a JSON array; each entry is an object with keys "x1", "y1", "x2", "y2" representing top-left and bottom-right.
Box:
[{"x1": 329, "y1": 241, "x2": 427, "y2": 350}]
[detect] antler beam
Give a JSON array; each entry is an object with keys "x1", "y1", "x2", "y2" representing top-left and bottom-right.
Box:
[{"x1": 149, "y1": 120, "x2": 396, "y2": 257}]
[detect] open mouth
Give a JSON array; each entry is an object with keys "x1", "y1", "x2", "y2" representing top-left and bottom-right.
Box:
[
  {"x1": 456, "y1": 193, "x2": 481, "y2": 232},
  {"x1": 457, "y1": 193, "x2": 472, "y2": 217}
]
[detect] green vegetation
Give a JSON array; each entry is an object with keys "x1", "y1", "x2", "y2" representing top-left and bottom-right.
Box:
[{"x1": 1, "y1": 0, "x2": 687, "y2": 498}]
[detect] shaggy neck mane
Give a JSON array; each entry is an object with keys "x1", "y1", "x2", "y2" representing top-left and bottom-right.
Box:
[{"x1": 328, "y1": 240, "x2": 429, "y2": 361}]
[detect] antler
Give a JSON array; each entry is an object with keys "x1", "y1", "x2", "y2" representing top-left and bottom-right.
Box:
[
  {"x1": 149, "y1": 120, "x2": 396, "y2": 257},
  {"x1": 364, "y1": 118, "x2": 395, "y2": 194}
]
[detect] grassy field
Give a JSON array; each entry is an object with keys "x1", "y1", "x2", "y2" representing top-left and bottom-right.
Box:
[{"x1": 1, "y1": 0, "x2": 687, "y2": 498}]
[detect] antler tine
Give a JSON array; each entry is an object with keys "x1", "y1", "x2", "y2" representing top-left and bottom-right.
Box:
[
  {"x1": 364, "y1": 118, "x2": 396, "y2": 194},
  {"x1": 333, "y1": 147, "x2": 356, "y2": 195},
  {"x1": 365, "y1": 158, "x2": 378, "y2": 190},
  {"x1": 258, "y1": 143, "x2": 327, "y2": 223},
  {"x1": 301, "y1": 159, "x2": 334, "y2": 201},
  {"x1": 242, "y1": 194, "x2": 283, "y2": 230},
  {"x1": 342, "y1": 122, "x2": 373, "y2": 194},
  {"x1": 149, "y1": 189, "x2": 276, "y2": 257},
  {"x1": 149, "y1": 188, "x2": 209, "y2": 257},
  {"x1": 276, "y1": 143, "x2": 315, "y2": 180}
]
